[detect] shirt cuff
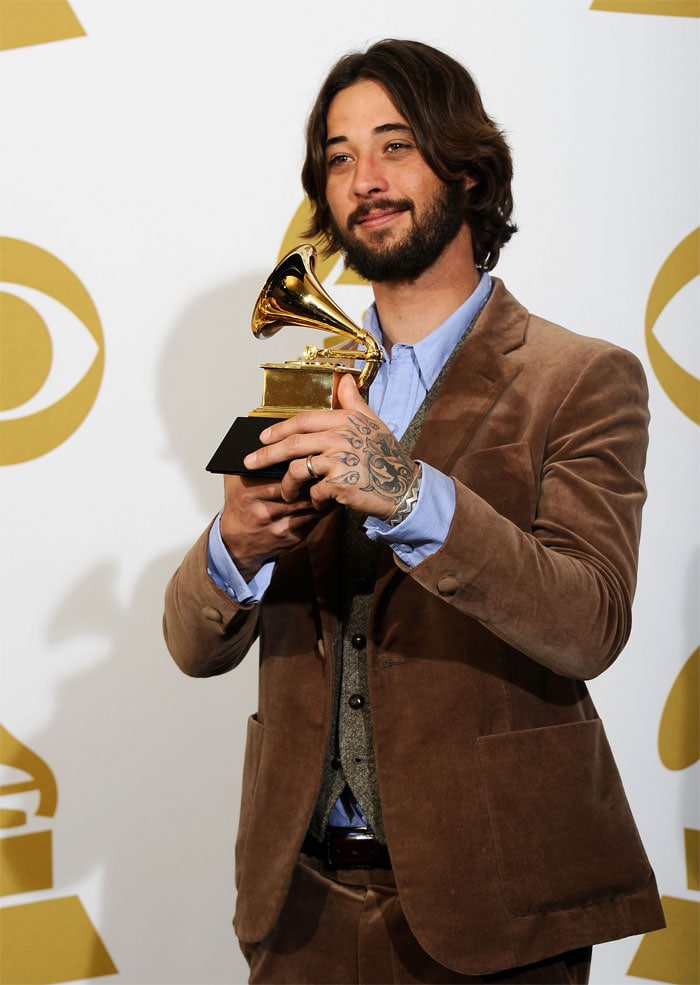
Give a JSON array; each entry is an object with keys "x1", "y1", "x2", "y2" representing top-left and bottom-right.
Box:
[
  {"x1": 364, "y1": 462, "x2": 456, "y2": 567},
  {"x1": 207, "y1": 512, "x2": 275, "y2": 604}
]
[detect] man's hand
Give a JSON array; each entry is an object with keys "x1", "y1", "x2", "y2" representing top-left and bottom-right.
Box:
[
  {"x1": 243, "y1": 373, "x2": 419, "y2": 521},
  {"x1": 219, "y1": 474, "x2": 323, "y2": 582}
]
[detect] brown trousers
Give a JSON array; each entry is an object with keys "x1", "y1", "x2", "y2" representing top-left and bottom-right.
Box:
[{"x1": 240, "y1": 855, "x2": 592, "y2": 985}]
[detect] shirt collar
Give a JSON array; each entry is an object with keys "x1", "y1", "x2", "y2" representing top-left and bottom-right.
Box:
[{"x1": 363, "y1": 270, "x2": 492, "y2": 390}]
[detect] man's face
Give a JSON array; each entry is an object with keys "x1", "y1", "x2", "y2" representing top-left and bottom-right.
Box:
[{"x1": 324, "y1": 79, "x2": 467, "y2": 283}]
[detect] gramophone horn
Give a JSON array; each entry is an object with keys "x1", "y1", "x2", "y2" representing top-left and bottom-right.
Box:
[{"x1": 251, "y1": 244, "x2": 381, "y2": 392}]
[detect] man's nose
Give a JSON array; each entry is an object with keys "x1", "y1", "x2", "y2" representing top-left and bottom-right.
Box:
[{"x1": 351, "y1": 153, "x2": 389, "y2": 197}]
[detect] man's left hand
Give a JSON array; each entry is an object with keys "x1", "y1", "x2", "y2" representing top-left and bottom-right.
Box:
[{"x1": 243, "y1": 373, "x2": 418, "y2": 521}]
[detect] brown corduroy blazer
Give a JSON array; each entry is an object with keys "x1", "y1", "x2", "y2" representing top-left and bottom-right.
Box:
[{"x1": 163, "y1": 278, "x2": 665, "y2": 974}]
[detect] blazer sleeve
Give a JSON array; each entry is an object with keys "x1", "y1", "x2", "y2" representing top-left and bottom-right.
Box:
[
  {"x1": 163, "y1": 521, "x2": 260, "y2": 677},
  {"x1": 404, "y1": 342, "x2": 650, "y2": 680}
]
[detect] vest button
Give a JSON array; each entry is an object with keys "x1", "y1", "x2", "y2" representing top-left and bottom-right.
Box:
[
  {"x1": 331, "y1": 756, "x2": 341, "y2": 770},
  {"x1": 350, "y1": 633, "x2": 366, "y2": 649},
  {"x1": 348, "y1": 693, "x2": 365, "y2": 710}
]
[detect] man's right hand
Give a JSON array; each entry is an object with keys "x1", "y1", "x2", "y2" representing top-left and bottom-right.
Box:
[{"x1": 219, "y1": 473, "x2": 325, "y2": 582}]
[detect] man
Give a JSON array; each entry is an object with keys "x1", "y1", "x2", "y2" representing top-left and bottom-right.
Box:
[{"x1": 164, "y1": 38, "x2": 664, "y2": 984}]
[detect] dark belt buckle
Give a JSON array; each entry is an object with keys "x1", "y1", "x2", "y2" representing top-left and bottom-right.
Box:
[{"x1": 324, "y1": 828, "x2": 390, "y2": 870}]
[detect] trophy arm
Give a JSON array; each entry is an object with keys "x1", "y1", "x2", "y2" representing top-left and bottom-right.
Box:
[{"x1": 302, "y1": 342, "x2": 382, "y2": 393}]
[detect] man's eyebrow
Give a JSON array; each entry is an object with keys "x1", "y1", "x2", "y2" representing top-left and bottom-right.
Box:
[{"x1": 325, "y1": 123, "x2": 414, "y2": 149}]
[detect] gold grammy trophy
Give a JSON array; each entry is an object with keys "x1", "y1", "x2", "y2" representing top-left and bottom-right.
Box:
[{"x1": 206, "y1": 244, "x2": 382, "y2": 476}]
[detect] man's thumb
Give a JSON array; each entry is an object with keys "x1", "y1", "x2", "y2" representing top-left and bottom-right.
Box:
[{"x1": 336, "y1": 371, "x2": 365, "y2": 408}]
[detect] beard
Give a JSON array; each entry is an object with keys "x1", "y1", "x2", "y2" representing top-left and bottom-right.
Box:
[{"x1": 330, "y1": 180, "x2": 467, "y2": 284}]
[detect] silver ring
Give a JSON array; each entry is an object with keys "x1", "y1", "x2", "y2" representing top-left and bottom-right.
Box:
[{"x1": 306, "y1": 454, "x2": 319, "y2": 480}]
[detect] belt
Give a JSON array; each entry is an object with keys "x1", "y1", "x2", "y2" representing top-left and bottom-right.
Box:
[{"x1": 302, "y1": 827, "x2": 391, "y2": 870}]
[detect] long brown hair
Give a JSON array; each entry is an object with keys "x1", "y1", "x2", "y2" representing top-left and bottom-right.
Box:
[{"x1": 301, "y1": 38, "x2": 517, "y2": 270}]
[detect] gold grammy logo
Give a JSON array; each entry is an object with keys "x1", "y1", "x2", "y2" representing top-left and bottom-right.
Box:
[
  {"x1": 278, "y1": 199, "x2": 371, "y2": 354},
  {"x1": 628, "y1": 649, "x2": 699, "y2": 982},
  {"x1": 278, "y1": 198, "x2": 367, "y2": 287},
  {"x1": 0, "y1": 0, "x2": 85, "y2": 52},
  {"x1": 590, "y1": 1, "x2": 700, "y2": 16},
  {"x1": 0, "y1": 725, "x2": 117, "y2": 983}
]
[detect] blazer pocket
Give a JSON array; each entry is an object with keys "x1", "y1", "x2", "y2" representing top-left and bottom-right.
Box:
[
  {"x1": 234, "y1": 714, "x2": 264, "y2": 885},
  {"x1": 477, "y1": 719, "x2": 652, "y2": 915}
]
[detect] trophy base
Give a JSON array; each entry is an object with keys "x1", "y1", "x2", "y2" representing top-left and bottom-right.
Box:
[{"x1": 206, "y1": 416, "x2": 289, "y2": 477}]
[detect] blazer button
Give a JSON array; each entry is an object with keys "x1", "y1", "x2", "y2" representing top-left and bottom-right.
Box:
[
  {"x1": 350, "y1": 633, "x2": 366, "y2": 649},
  {"x1": 348, "y1": 694, "x2": 365, "y2": 710},
  {"x1": 201, "y1": 606, "x2": 223, "y2": 622},
  {"x1": 437, "y1": 575, "x2": 460, "y2": 597}
]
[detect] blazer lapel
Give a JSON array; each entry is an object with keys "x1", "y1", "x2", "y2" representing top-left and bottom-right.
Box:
[
  {"x1": 305, "y1": 506, "x2": 344, "y2": 656},
  {"x1": 411, "y1": 278, "x2": 528, "y2": 472}
]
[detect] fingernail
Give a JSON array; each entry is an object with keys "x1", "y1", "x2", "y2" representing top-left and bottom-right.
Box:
[
  {"x1": 243, "y1": 452, "x2": 256, "y2": 467},
  {"x1": 259, "y1": 427, "x2": 271, "y2": 442}
]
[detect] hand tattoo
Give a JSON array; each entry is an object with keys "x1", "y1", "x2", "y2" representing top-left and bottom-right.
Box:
[{"x1": 332, "y1": 413, "x2": 415, "y2": 506}]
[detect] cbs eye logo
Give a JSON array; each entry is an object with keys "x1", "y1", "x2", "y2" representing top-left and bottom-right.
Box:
[
  {"x1": 645, "y1": 228, "x2": 700, "y2": 426},
  {"x1": 0, "y1": 238, "x2": 105, "y2": 465}
]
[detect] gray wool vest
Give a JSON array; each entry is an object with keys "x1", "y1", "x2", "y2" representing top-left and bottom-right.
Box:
[{"x1": 309, "y1": 293, "x2": 489, "y2": 843}]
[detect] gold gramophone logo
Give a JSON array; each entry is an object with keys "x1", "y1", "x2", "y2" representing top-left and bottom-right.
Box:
[
  {"x1": 0, "y1": 238, "x2": 105, "y2": 465},
  {"x1": 590, "y1": 1, "x2": 700, "y2": 16},
  {"x1": 628, "y1": 648, "x2": 699, "y2": 983},
  {"x1": 0, "y1": 725, "x2": 117, "y2": 983},
  {"x1": 278, "y1": 198, "x2": 367, "y2": 288},
  {"x1": 0, "y1": 0, "x2": 85, "y2": 52}
]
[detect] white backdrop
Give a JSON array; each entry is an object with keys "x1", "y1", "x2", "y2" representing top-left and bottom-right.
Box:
[{"x1": 1, "y1": 2, "x2": 698, "y2": 983}]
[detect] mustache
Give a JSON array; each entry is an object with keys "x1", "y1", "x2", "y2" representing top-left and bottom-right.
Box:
[{"x1": 347, "y1": 198, "x2": 414, "y2": 230}]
